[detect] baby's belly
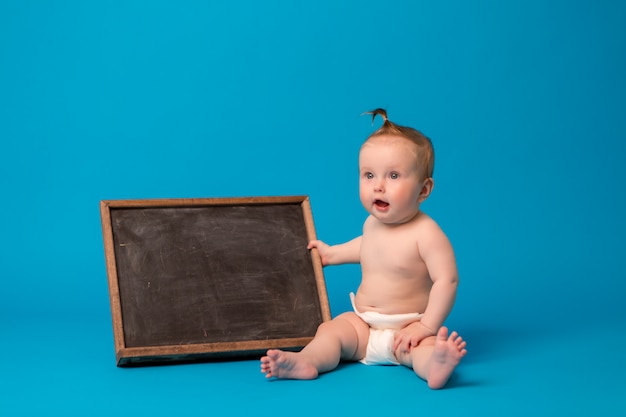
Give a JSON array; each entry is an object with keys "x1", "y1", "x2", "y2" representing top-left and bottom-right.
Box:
[{"x1": 354, "y1": 283, "x2": 429, "y2": 315}]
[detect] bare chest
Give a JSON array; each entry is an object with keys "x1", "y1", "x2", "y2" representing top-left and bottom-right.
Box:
[{"x1": 360, "y1": 224, "x2": 426, "y2": 276}]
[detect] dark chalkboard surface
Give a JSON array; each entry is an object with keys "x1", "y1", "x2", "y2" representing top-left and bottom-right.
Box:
[{"x1": 100, "y1": 196, "x2": 330, "y2": 366}]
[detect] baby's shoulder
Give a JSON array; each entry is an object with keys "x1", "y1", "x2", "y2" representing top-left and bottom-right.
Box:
[
  {"x1": 411, "y1": 212, "x2": 440, "y2": 229},
  {"x1": 411, "y1": 212, "x2": 448, "y2": 240}
]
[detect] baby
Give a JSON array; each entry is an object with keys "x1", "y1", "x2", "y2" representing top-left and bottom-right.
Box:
[{"x1": 260, "y1": 109, "x2": 466, "y2": 389}]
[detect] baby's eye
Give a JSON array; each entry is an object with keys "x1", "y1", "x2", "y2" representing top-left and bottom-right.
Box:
[
  {"x1": 390, "y1": 172, "x2": 399, "y2": 179},
  {"x1": 365, "y1": 172, "x2": 374, "y2": 179}
]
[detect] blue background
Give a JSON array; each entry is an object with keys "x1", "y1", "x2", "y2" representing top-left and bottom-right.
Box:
[{"x1": 1, "y1": 1, "x2": 625, "y2": 415}]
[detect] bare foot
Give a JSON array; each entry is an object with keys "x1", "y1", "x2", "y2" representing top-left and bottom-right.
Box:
[
  {"x1": 425, "y1": 327, "x2": 467, "y2": 389},
  {"x1": 260, "y1": 349, "x2": 319, "y2": 380}
]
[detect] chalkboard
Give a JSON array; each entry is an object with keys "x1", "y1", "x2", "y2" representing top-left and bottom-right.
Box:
[{"x1": 100, "y1": 196, "x2": 330, "y2": 366}]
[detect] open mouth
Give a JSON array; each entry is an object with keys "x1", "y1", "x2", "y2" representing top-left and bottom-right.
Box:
[{"x1": 374, "y1": 199, "x2": 389, "y2": 209}]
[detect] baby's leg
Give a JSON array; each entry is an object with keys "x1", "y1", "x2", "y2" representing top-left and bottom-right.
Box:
[
  {"x1": 399, "y1": 326, "x2": 467, "y2": 389},
  {"x1": 260, "y1": 312, "x2": 369, "y2": 380}
]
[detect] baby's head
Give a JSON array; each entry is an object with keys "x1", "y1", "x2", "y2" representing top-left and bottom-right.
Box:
[
  {"x1": 362, "y1": 108, "x2": 434, "y2": 182},
  {"x1": 358, "y1": 109, "x2": 435, "y2": 224}
]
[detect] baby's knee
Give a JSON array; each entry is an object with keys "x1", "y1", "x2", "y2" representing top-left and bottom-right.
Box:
[
  {"x1": 316, "y1": 313, "x2": 369, "y2": 345},
  {"x1": 334, "y1": 312, "x2": 369, "y2": 333},
  {"x1": 315, "y1": 320, "x2": 337, "y2": 334},
  {"x1": 317, "y1": 313, "x2": 357, "y2": 333}
]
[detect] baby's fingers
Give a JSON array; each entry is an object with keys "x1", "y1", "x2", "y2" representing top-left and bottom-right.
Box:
[
  {"x1": 393, "y1": 334, "x2": 409, "y2": 353},
  {"x1": 307, "y1": 240, "x2": 320, "y2": 249}
]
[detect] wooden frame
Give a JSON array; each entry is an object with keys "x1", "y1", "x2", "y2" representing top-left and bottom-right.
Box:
[{"x1": 100, "y1": 196, "x2": 331, "y2": 366}]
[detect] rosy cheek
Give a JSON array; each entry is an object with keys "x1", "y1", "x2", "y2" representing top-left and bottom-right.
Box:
[{"x1": 391, "y1": 186, "x2": 410, "y2": 201}]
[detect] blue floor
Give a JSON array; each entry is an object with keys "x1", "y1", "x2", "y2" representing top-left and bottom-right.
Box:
[{"x1": 4, "y1": 311, "x2": 625, "y2": 416}]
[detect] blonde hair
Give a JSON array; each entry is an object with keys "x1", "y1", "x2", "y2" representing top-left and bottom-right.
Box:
[{"x1": 363, "y1": 108, "x2": 434, "y2": 179}]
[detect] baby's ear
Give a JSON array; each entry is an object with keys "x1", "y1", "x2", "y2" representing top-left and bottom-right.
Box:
[{"x1": 418, "y1": 178, "x2": 434, "y2": 202}]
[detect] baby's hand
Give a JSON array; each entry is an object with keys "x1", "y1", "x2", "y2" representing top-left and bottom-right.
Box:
[
  {"x1": 307, "y1": 240, "x2": 331, "y2": 265},
  {"x1": 393, "y1": 322, "x2": 436, "y2": 354}
]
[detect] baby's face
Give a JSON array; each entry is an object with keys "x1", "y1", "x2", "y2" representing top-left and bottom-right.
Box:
[{"x1": 358, "y1": 135, "x2": 425, "y2": 225}]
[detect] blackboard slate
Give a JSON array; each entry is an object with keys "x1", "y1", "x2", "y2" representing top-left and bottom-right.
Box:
[{"x1": 100, "y1": 196, "x2": 330, "y2": 366}]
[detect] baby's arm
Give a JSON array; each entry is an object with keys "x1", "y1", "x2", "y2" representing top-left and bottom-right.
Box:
[
  {"x1": 307, "y1": 236, "x2": 361, "y2": 265},
  {"x1": 394, "y1": 222, "x2": 458, "y2": 353},
  {"x1": 417, "y1": 228, "x2": 458, "y2": 333}
]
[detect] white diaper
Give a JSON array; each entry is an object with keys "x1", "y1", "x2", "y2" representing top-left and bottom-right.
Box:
[{"x1": 350, "y1": 292, "x2": 424, "y2": 366}]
